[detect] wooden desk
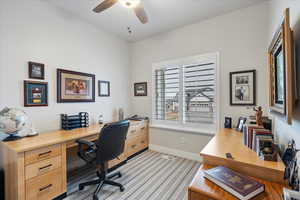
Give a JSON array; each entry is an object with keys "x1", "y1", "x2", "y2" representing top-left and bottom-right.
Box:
[
  {"x1": 188, "y1": 164, "x2": 284, "y2": 200},
  {"x1": 188, "y1": 128, "x2": 286, "y2": 200},
  {"x1": 200, "y1": 128, "x2": 285, "y2": 183},
  {"x1": 0, "y1": 120, "x2": 149, "y2": 200}
]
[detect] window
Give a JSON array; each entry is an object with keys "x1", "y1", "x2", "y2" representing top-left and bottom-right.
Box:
[{"x1": 152, "y1": 53, "x2": 219, "y2": 133}]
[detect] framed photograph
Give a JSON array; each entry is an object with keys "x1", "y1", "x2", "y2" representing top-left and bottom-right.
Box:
[
  {"x1": 230, "y1": 70, "x2": 256, "y2": 106},
  {"x1": 268, "y1": 8, "x2": 295, "y2": 124},
  {"x1": 57, "y1": 69, "x2": 95, "y2": 103},
  {"x1": 236, "y1": 117, "x2": 247, "y2": 132},
  {"x1": 98, "y1": 80, "x2": 110, "y2": 97},
  {"x1": 29, "y1": 62, "x2": 45, "y2": 80},
  {"x1": 134, "y1": 82, "x2": 147, "y2": 96},
  {"x1": 24, "y1": 80, "x2": 48, "y2": 107}
]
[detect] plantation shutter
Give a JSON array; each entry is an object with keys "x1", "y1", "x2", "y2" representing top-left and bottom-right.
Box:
[
  {"x1": 183, "y1": 62, "x2": 216, "y2": 124},
  {"x1": 154, "y1": 67, "x2": 180, "y2": 121}
]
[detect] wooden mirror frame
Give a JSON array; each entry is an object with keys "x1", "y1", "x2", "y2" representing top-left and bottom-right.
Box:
[{"x1": 268, "y1": 8, "x2": 295, "y2": 124}]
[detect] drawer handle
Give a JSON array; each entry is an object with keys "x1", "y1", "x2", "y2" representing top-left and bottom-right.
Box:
[
  {"x1": 39, "y1": 184, "x2": 52, "y2": 192},
  {"x1": 141, "y1": 127, "x2": 145, "y2": 130},
  {"x1": 38, "y1": 151, "x2": 52, "y2": 157},
  {"x1": 141, "y1": 140, "x2": 145, "y2": 144},
  {"x1": 132, "y1": 144, "x2": 137, "y2": 148},
  {"x1": 39, "y1": 164, "x2": 52, "y2": 171},
  {"x1": 131, "y1": 130, "x2": 136, "y2": 133}
]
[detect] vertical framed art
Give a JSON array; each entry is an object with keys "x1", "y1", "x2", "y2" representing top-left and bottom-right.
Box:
[
  {"x1": 134, "y1": 82, "x2": 147, "y2": 96},
  {"x1": 268, "y1": 8, "x2": 295, "y2": 124},
  {"x1": 98, "y1": 81, "x2": 110, "y2": 97},
  {"x1": 24, "y1": 81, "x2": 48, "y2": 107},
  {"x1": 230, "y1": 70, "x2": 256, "y2": 106}
]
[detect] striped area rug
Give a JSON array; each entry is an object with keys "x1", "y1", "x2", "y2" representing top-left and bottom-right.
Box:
[{"x1": 65, "y1": 150, "x2": 201, "y2": 200}]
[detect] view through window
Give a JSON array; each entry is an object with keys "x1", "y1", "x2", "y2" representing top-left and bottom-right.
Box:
[{"x1": 153, "y1": 53, "x2": 218, "y2": 127}]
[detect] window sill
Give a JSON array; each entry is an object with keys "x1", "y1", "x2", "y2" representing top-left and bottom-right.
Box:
[{"x1": 149, "y1": 124, "x2": 216, "y2": 136}]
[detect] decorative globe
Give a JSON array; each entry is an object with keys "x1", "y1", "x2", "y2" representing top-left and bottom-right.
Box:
[{"x1": 0, "y1": 107, "x2": 37, "y2": 141}]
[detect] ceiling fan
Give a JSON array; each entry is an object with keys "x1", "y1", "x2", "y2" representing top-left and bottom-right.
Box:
[{"x1": 93, "y1": 0, "x2": 148, "y2": 24}]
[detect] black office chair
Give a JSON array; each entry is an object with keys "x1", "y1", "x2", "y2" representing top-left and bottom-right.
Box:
[{"x1": 76, "y1": 120, "x2": 130, "y2": 200}]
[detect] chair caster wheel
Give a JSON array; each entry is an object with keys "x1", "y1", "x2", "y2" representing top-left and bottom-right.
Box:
[
  {"x1": 120, "y1": 186, "x2": 125, "y2": 192},
  {"x1": 93, "y1": 195, "x2": 99, "y2": 200},
  {"x1": 118, "y1": 172, "x2": 122, "y2": 178},
  {"x1": 79, "y1": 185, "x2": 84, "y2": 191}
]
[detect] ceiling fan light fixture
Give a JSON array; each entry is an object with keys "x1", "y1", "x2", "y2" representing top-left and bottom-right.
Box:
[{"x1": 119, "y1": 0, "x2": 141, "y2": 8}]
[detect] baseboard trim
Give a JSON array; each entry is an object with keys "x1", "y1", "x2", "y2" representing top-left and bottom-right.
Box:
[{"x1": 149, "y1": 144, "x2": 202, "y2": 162}]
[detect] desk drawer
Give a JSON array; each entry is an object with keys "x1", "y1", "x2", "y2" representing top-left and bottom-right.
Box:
[
  {"x1": 127, "y1": 126, "x2": 139, "y2": 138},
  {"x1": 25, "y1": 144, "x2": 61, "y2": 165},
  {"x1": 126, "y1": 136, "x2": 141, "y2": 157},
  {"x1": 26, "y1": 168, "x2": 62, "y2": 200},
  {"x1": 25, "y1": 156, "x2": 61, "y2": 180},
  {"x1": 139, "y1": 134, "x2": 148, "y2": 151}
]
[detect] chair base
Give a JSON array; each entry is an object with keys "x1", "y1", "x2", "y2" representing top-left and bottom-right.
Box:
[{"x1": 78, "y1": 171, "x2": 124, "y2": 200}]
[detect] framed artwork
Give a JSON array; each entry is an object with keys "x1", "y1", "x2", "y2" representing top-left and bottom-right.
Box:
[
  {"x1": 28, "y1": 62, "x2": 45, "y2": 80},
  {"x1": 24, "y1": 80, "x2": 48, "y2": 107},
  {"x1": 134, "y1": 82, "x2": 147, "y2": 96},
  {"x1": 98, "y1": 80, "x2": 110, "y2": 97},
  {"x1": 236, "y1": 117, "x2": 247, "y2": 132},
  {"x1": 230, "y1": 70, "x2": 256, "y2": 106},
  {"x1": 268, "y1": 8, "x2": 295, "y2": 124},
  {"x1": 57, "y1": 69, "x2": 95, "y2": 103}
]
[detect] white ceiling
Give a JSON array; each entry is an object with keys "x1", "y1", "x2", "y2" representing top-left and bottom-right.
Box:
[{"x1": 48, "y1": 0, "x2": 267, "y2": 42}]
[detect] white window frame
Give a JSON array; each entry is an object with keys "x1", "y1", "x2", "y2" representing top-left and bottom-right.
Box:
[{"x1": 151, "y1": 52, "x2": 220, "y2": 135}]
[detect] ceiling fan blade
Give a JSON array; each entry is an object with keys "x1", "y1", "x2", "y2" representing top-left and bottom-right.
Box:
[
  {"x1": 93, "y1": 0, "x2": 118, "y2": 13},
  {"x1": 133, "y1": 3, "x2": 148, "y2": 24}
]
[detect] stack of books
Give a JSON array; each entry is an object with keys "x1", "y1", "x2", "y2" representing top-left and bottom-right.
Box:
[
  {"x1": 242, "y1": 124, "x2": 273, "y2": 155},
  {"x1": 204, "y1": 166, "x2": 265, "y2": 200}
]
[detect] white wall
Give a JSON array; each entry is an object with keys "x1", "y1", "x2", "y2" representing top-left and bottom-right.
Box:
[
  {"x1": 0, "y1": 0, "x2": 131, "y2": 134},
  {"x1": 267, "y1": 0, "x2": 300, "y2": 151},
  {"x1": 129, "y1": 2, "x2": 270, "y2": 155}
]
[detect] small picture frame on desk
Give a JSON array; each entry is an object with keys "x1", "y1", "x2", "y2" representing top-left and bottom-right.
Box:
[{"x1": 236, "y1": 117, "x2": 247, "y2": 132}]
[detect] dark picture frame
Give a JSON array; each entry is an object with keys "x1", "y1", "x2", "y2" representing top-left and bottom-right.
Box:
[
  {"x1": 28, "y1": 62, "x2": 45, "y2": 80},
  {"x1": 98, "y1": 80, "x2": 110, "y2": 97},
  {"x1": 230, "y1": 70, "x2": 256, "y2": 106},
  {"x1": 268, "y1": 8, "x2": 295, "y2": 124},
  {"x1": 57, "y1": 69, "x2": 95, "y2": 103},
  {"x1": 134, "y1": 82, "x2": 147, "y2": 96},
  {"x1": 24, "y1": 80, "x2": 48, "y2": 107}
]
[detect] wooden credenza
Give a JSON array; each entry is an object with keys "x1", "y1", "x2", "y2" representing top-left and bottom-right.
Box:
[
  {"x1": 0, "y1": 120, "x2": 149, "y2": 200},
  {"x1": 188, "y1": 128, "x2": 286, "y2": 200}
]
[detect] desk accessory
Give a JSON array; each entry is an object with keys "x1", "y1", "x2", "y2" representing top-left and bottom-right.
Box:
[
  {"x1": 259, "y1": 143, "x2": 279, "y2": 162},
  {"x1": 61, "y1": 112, "x2": 89, "y2": 130},
  {"x1": 224, "y1": 117, "x2": 232, "y2": 128},
  {"x1": 204, "y1": 166, "x2": 265, "y2": 200},
  {"x1": 119, "y1": 108, "x2": 124, "y2": 121},
  {"x1": 236, "y1": 117, "x2": 247, "y2": 132},
  {"x1": 0, "y1": 107, "x2": 38, "y2": 141},
  {"x1": 98, "y1": 114, "x2": 104, "y2": 124}
]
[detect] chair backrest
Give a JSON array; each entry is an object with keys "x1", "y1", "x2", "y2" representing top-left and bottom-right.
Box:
[{"x1": 96, "y1": 120, "x2": 130, "y2": 164}]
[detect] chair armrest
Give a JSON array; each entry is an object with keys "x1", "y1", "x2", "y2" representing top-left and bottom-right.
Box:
[
  {"x1": 76, "y1": 139, "x2": 97, "y2": 164},
  {"x1": 77, "y1": 139, "x2": 96, "y2": 148}
]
